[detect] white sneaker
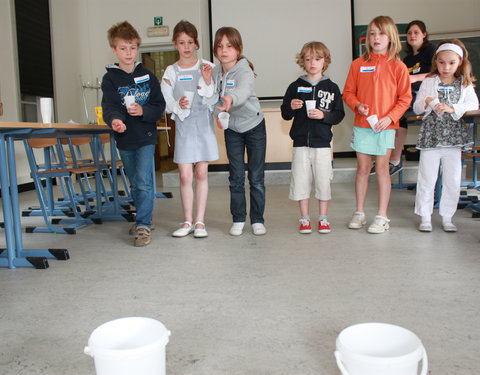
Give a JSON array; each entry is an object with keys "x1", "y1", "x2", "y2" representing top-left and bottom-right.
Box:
[
  {"x1": 442, "y1": 222, "x2": 457, "y2": 232},
  {"x1": 252, "y1": 223, "x2": 267, "y2": 235},
  {"x1": 172, "y1": 221, "x2": 194, "y2": 237},
  {"x1": 193, "y1": 222, "x2": 208, "y2": 238},
  {"x1": 367, "y1": 215, "x2": 390, "y2": 234},
  {"x1": 229, "y1": 222, "x2": 245, "y2": 236},
  {"x1": 348, "y1": 211, "x2": 366, "y2": 229},
  {"x1": 419, "y1": 223, "x2": 432, "y2": 232}
]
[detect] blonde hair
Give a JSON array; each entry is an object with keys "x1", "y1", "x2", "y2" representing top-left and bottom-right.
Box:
[
  {"x1": 296, "y1": 41, "x2": 331, "y2": 73},
  {"x1": 107, "y1": 21, "x2": 141, "y2": 48},
  {"x1": 172, "y1": 20, "x2": 199, "y2": 49},
  {"x1": 430, "y1": 39, "x2": 476, "y2": 87},
  {"x1": 213, "y1": 27, "x2": 256, "y2": 75},
  {"x1": 363, "y1": 16, "x2": 401, "y2": 62}
]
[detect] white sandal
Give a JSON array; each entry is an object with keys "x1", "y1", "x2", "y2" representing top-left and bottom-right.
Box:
[
  {"x1": 193, "y1": 222, "x2": 208, "y2": 238},
  {"x1": 172, "y1": 221, "x2": 194, "y2": 237}
]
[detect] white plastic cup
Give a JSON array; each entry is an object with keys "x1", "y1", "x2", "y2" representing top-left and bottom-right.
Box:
[
  {"x1": 366, "y1": 114, "x2": 379, "y2": 132},
  {"x1": 305, "y1": 100, "x2": 316, "y2": 117},
  {"x1": 428, "y1": 98, "x2": 440, "y2": 111},
  {"x1": 124, "y1": 95, "x2": 135, "y2": 109},
  {"x1": 184, "y1": 91, "x2": 194, "y2": 109},
  {"x1": 218, "y1": 112, "x2": 230, "y2": 130},
  {"x1": 39, "y1": 97, "x2": 53, "y2": 123}
]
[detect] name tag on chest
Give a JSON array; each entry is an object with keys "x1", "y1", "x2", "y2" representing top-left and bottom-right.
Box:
[
  {"x1": 297, "y1": 87, "x2": 312, "y2": 93},
  {"x1": 134, "y1": 74, "x2": 150, "y2": 84},
  {"x1": 178, "y1": 75, "x2": 193, "y2": 81},
  {"x1": 438, "y1": 86, "x2": 454, "y2": 93},
  {"x1": 360, "y1": 66, "x2": 376, "y2": 73},
  {"x1": 226, "y1": 79, "x2": 235, "y2": 87}
]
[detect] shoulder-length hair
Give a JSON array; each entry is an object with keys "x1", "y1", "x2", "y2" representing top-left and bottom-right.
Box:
[
  {"x1": 363, "y1": 16, "x2": 401, "y2": 62},
  {"x1": 430, "y1": 39, "x2": 476, "y2": 87},
  {"x1": 404, "y1": 20, "x2": 431, "y2": 55},
  {"x1": 213, "y1": 27, "x2": 255, "y2": 74}
]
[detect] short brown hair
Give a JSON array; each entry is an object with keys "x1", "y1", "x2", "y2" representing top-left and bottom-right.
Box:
[
  {"x1": 172, "y1": 20, "x2": 199, "y2": 49},
  {"x1": 107, "y1": 21, "x2": 141, "y2": 48},
  {"x1": 296, "y1": 41, "x2": 331, "y2": 72}
]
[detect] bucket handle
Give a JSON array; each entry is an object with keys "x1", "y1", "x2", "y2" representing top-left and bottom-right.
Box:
[
  {"x1": 420, "y1": 345, "x2": 429, "y2": 375},
  {"x1": 84, "y1": 346, "x2": 93, "y2": 357},
  {"x1": 335, "y1": 347, "x2": 429, "y2": 375},
  {"x1": 334, "y1": 351, "x2": 350, "y2": 375}
]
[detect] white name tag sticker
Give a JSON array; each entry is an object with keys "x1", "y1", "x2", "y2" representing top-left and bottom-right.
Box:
[
  {"x1": 298, "y1": 87, "x2": 313, "y2": 93},
  {"x1": 134, "y1": 74, "x2": 150, "y2": 84},
  {"x1": 226, "y1": 79, "x2": 235, "y2": 87},
  {"x1": 438, "y1": 86, "x2": 454, "y2": 92},
  {"x1": 360, "y1": 66, "x2": 376, "y2": 72},
  {"x1": 178, "y1": 75, "x2": 193, "y2": 81}
]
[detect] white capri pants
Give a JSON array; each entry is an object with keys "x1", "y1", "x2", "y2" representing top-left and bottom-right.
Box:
[
  {"x1": 415, "y1": 147, "x2": 462, "y2": 218},
  {"x1": 289, "y1": 147, "x2": 333, "y2": 201}
]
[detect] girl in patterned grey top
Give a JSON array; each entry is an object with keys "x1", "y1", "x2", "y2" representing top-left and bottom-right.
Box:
[{"x1": 413, "y1": 39, "x2": 479, "y2": 232}]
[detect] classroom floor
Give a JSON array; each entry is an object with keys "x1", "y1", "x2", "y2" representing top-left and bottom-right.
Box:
[{"x1": 1, "y1": 175, "x2": 479, "y2": 374}]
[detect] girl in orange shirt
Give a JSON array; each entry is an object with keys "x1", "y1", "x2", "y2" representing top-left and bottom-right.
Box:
[{"x1": 343, "y1": 16, "x2": 411, "y2": 234}]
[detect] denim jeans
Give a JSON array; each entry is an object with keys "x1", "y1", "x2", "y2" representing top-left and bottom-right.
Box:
[
  {"x1": 224, "y1": 120, "x2": 266, "y2": 224},
  {"x1": 118, "y1": 144, "x2": 155, "y2": 228}
]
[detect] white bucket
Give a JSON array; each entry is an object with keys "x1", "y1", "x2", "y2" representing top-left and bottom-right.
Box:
[
  {"x1": 334, "y1": 322, "x2": 428, "y2": 375},
  {"x1": 84, "y1": 317, "x2": 171, "y2": 375}
]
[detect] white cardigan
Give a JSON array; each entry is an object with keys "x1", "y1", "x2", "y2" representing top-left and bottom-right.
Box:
[{"x1": 413, "y1": 75, "x2": 479, "y2": 121}]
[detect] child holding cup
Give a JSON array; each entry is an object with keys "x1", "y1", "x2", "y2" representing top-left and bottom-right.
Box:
[
  {"x1": 343, "y1": 16, "x2": 411, "y2": 234},
  {"x1": 413, "y1": 39, "x2": 478, "y2": 232},
  {"x1": 210, "y1": 26, "x2": 267, "y2": 236},
  {"x1": 281, "y1": 41, "x2": 345, "y2": 234},
  {"x1": 161, "y1": 20, "x2": 218, "y2": 238}
]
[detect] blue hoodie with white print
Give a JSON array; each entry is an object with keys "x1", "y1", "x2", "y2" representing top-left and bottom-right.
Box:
[{"x1": 101, "y1": 62, "x2": 165, "y2": 150}]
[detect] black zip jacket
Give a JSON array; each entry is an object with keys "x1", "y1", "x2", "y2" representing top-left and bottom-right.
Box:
[
  {"x1": 101, "y1": 63, "x2": 166, "y2": 150},
  {"x1": 281, "y1": 76, "x2": 344, "y2": 148}
]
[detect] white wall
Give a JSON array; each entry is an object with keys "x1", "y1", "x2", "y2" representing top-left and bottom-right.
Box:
[
  {"x1": 0, "y1": 0, "x2": 21, "y2": 122},
  {"x1": 51, "y1": 0, "x2": 210, "y2": 124},
  {"x1": 0, "y1": 0, "x2": 31, "y2": 184}
]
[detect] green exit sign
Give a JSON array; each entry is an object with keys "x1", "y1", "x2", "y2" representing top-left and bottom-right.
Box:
[{"x1": 154, "y1": 17, "x2": 163, "y2": 26}]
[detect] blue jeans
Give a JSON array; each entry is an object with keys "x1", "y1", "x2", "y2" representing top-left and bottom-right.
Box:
[
  {"x1": 224, "y1": 120, "x2": 266, "y2": 224},
  {"x1": 118, "y1": 144, "x2": 155, "y2": 228}
]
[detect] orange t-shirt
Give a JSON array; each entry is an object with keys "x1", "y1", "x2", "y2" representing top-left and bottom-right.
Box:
[{"x1": 343, "y1": 53, "x2": 412, "y2": 129}]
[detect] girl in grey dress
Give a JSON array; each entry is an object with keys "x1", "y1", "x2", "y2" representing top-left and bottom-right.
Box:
[{"x1": 161, "y1": 21, "x2": 218, "y2": 238}]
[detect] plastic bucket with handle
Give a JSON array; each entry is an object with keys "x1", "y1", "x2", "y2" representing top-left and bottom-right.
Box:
[
  {"x1": 84, "y1": 317, "x2": 171, "y2": 375},
  {"x1": 334, "y1": 322, "x2": 428, "y2": 375}
]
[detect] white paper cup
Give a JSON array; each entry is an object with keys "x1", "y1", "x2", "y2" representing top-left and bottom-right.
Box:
[
  {"x1": 366, "y1": 114, "x2": 379, "y2": 132},
  {"x1": 218, "y1": 112, "x2": 230, "y2": 130},
  {"x1": 124, "y1": 95, "x2": 135, "y2": 108},
  {"x1": 305, "y1": 100, "x2": 316, "y2": 117},
  {"x1": 184, "y1": 91, "x2": 194, "y2": 109},
  {"x1": 428, "y1": 98, "x2": 440, "y2": 110},
  {"x1": 40, "y1": 97, "x2": 53, "y2": 123}
]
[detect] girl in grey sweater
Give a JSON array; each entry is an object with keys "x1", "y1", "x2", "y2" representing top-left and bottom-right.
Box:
[{"x1": 210, "y1": 27, "x2": 267, "y2": 236}]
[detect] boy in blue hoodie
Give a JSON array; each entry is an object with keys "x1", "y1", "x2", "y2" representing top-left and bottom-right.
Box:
[
  {"x1": 101, "y1": 21, "x2": 165, "y2": 246},
  {"x1": 281, "y1": 41, "x2": 344, "y2": 235}
]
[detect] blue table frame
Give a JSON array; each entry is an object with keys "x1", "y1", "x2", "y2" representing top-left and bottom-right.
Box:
[{"x1": 0, "y1": 122, "x2": 118, "y2": 269}]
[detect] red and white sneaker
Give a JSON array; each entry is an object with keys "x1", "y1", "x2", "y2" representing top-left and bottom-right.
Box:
[
  {"x1": 299, "y1": 218, "x2": 312, "y2": 234},
  {"x1": 318, "y1": 218, "x2": 331, "y2": 234}
]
